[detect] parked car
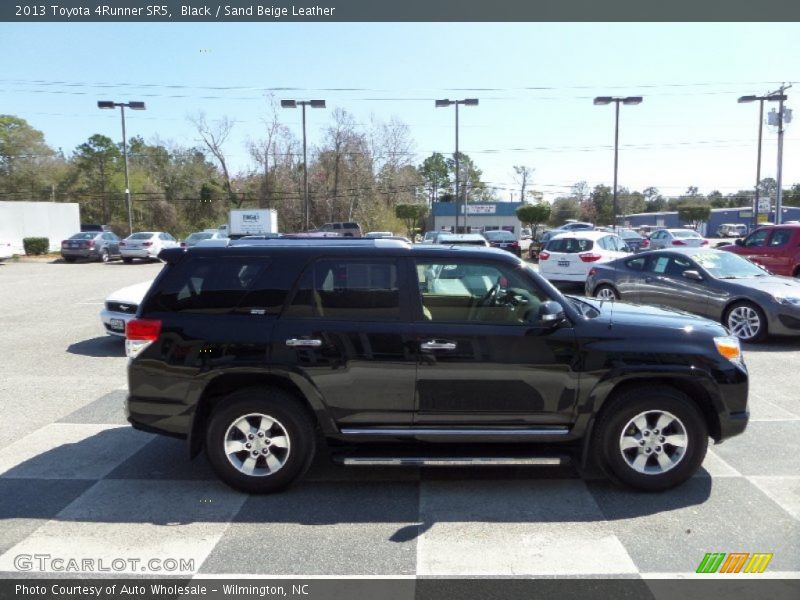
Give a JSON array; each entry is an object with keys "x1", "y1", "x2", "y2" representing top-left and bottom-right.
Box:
[
  {"x1": 181, "y1": 230, "x2": 227, "y2": 248},
  {"x1": 422, "y1": 230, "x2": 450, "y2": 244},
  {"x1": 585, "y1": 248, "x2": 800, "y2": 343},
  {"x1": 60, "y1": 231, "x2": 122, "y2": 263},
  {"x1": 434, "y1": 233, "x2": 490, "y2": 247},
  {"x1": 648, "y1": 228, "x2": 709, "y2": 250},
  {"x1": 120, "y1": 231, "x2": 179, "y2": 263},
  {"x1": 555, "y1": 221, "x2": 595, "y2": 232},
  {"x1": 364, "y1": 231, "x2": 394, "y2": 238},
  {"x1": 0, "y1": 239, "x2": 14, "y2": 261},
  {"x1": 538, "y1": 231, "x2": 632, "y2": 283},
  {"x1": 100, "y1": 280, "x2": 154, "y2": 337},
  {"x1": 314, "y1": 222, "x2": 363, "y2": 238},
  {"x1": 527, "y1": 229, "x2": 556, "y2": 261},
  {"x1": 125, "y1": 238, "x2": 748, "y2": 494},
  {"x1": 482, "y1": 230, "x2": 521, "y2": 256},
  {"x1": 616, "y1": 228, "x2": 650, "y2": 253},
  {"x1": 719, "y1": 224, "x2": 800, "y2": 278},
  {"x1": 716, "y1": 223, "x2": 749, "y2": 238}
]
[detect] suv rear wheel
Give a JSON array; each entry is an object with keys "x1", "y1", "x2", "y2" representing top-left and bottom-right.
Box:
[
  {"x1": 592, "y1": 386, "x2": 708, "y2": 492},
  {"x1": 205, "y1": 388, "x2": 316, "y2": 493}
]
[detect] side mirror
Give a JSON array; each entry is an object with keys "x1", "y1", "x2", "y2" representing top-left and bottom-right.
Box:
[
  {"x1": 535, "y1": 300, "x2": 566, "y2": 325},
  {"x1": 682, "y1": 270, "x2": 703, "y2": 281},
  {"x1": 735, "y1": 238, "x2": 744, "y2": 246}
]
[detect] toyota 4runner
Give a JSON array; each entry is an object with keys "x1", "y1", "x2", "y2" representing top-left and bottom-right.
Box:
[{"x1": 125, "y1": 239, "x2": 748, "y2": 493}]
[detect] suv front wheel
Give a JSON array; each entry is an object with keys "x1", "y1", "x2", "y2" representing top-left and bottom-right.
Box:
[
  {"x1": 205, "y1": 388, "x2": 316, "y2": 493},
  {"x1": 592, "y1": 386, "x2": 708, "y2": 492}
]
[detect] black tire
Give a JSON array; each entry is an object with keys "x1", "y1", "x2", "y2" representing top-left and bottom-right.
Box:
[
  {"x1": 723, "y1": 301, "x2": 767, "y2": 343},
  {"x1": 122, "y1": 257, "x2": 133, "y2": 264},
  {"x1": 205, "y1": 388, "x2": 316, "y2": 494},
  {"x1": 592, "y1": 386, "x2": 708, "y2": 492},
  {"x1": 99, "y1": 249, "x2": 109, "y2": 263},
  {"x1": 63, "y1": 256, "x2": 76, "y2": 263},
  {"x1": 593, "y1": 284, "x2": 620, "y2": 300}
]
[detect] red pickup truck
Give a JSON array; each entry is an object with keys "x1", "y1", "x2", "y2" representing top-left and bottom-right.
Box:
[{"x1": 720, "y1": 224, "x2": 800, "y2": 277}]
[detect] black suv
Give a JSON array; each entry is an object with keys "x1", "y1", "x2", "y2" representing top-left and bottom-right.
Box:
[{"x1": 125, "y1": 239, "x2": 748, "y2": 493}]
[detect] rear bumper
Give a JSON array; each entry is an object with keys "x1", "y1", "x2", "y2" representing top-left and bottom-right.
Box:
[
  {"x1": 121, "y1": 248, "x2": 155, "y2": 258},
  {"x1": 61, "y1": 249, "x2": 99, "y2": 259}
]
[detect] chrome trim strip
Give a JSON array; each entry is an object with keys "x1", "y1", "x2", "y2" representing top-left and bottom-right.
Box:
[
  {"x1": 339, "y1": 427, "x2": 569, "y2": 436},
  {"x1": 342, "y1": 457, "x2": 567, "y2": 466}
]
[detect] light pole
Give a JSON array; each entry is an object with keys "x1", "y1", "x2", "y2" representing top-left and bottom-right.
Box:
[
  {"x1": 97, "y1": 101, "x2": 146, "y2": 235},
  {"x1": 436, "y1": 98, "x2": 478, "y2": 233},
  {"x1": 281, "y1": 99, "x2": 326, "y2": 231},
  {"x1": 738, "y1": 90, "x2": 786, "y2": 230},
  {"x1": 593, "y1": 96, "x2": 642, "y2": 231}
]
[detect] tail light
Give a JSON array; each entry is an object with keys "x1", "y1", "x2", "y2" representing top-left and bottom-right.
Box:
[
  {"x1": 579, "y1": 252, "x2": 602, "y2": 263},
  {"x1": 87, "y1": 240, "x2": 95, "y2": 248},
  {"x1": 510, "y1": 241, "x2": 519, "y2": 248},
  {"x1": 640, "y1": 239, "x2": 650, "y2": 248},
  {"x1": 539, "y1": 251, "x2": 550, "y2": 261},
  {"x1": 142, "y1": 241, "x2": 153, "y2": 247},
  {"x1": 672, "y1": 240, "x2": 686, "y2": 246},
  {"x1": 126, "y1": 318, "x2": 162, "y2": 359}
]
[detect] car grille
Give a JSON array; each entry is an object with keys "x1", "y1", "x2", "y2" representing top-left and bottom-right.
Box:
[{"x1": 106, "y1": 301, "x2": 138, "y2": 314}]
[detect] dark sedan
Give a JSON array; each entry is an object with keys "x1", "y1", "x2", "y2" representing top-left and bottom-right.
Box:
[
  {"x1": 61, "y1": 231, "x2": 122, "y2": 263},
  {"x1": 482, "y1": 230, "x2": 521, "y2": 256},
  {"x1": 585, "y1": 248, "x2": 800, "y2": 342},
  {"x1": 617, "y1": 228, "x2": 650, "y2": 253}
]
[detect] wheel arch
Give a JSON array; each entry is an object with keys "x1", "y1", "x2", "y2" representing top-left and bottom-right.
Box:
[
  {"x1": 188, "y1": 372, "x2": 334, "y2": 458},
  {"x1": 580, "y1": 375, "x2": 722, "y2": 468}
]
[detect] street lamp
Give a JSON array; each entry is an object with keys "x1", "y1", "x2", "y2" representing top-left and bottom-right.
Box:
[
  {"x1": 593, "y1": 96, "x2": 642, "y2": 231},
  {"x1": 738, "y1": 91, "x2": 787, "y2": 229},
  {"x1": 97, "y1": 101, "x2": 146, "y2": 235},
  {"x1": 281, "y1": 99, "x2": 326, "y2": 231},
  {"x1": 435, "y1": 98, "x2": 479, "y2": 233}
]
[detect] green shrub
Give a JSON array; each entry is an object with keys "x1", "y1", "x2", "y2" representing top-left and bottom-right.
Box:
[{"x1": 23, "y1": 237, "x2": 49, "y2": 255}]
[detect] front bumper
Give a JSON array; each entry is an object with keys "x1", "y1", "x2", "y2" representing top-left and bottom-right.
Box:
[{"x1": 99, "y1": 308, "x2": 136, "y2": 337}]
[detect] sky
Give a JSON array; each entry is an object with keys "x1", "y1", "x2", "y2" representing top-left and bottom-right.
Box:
[{"x1": 0, "y1": 22, "x2": 798, "y2": 202}]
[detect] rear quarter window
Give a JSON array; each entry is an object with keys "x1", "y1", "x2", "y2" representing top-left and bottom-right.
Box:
[{"x1": 145, "y1": 257, "x2": 288, "y2": 315}]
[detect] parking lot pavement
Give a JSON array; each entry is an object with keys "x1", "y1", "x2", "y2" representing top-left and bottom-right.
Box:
[{"x1": 0, "y1": 261, "x2": 798, "y2": 578}]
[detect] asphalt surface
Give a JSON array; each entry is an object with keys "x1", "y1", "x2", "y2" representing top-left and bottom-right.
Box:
[{"x1": 0, "y1": 258, "x2": 798, "y2": 578}]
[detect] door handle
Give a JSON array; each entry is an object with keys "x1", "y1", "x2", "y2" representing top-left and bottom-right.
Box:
[
  {"x1": 420, "y1": 340, "x2": 457, "y2": 352},
  {"x1": 285, "y1": 338, "x2": 322, "y2": 348}
]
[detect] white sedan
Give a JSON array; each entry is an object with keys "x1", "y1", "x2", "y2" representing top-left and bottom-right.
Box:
[
  {"x1": 100, "y1": 280, "x2": 153, "y2": 337},
  {"x1": 0, "y1": 239, "x2": 14, "y2": 261},
  {"x1": 120, "y1": 231, "x2": 180, "y2": 263},
  {"x1": 648, "y1": 228, "x2": 709, "y2": 250},
  {"x1": 538, "y1": 230, "x2": 632, "y2": 283}
]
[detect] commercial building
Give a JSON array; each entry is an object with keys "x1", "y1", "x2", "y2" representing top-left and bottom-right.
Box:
[
  {"x1": 430, "y1": 201, "x2": 525, "y2": 235},
  {"x1": 0, "y1": 201, "x2": 81, "y2": 253},
  {"x1": 622, "y1": 206, "x2": 800, "y2": 236}
]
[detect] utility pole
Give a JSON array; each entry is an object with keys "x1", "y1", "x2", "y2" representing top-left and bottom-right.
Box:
[{"x1": 774, "y1": 83, "x2": 792, "y2": 224}]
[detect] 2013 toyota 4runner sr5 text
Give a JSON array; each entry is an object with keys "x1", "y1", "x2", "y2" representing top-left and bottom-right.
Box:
[{"x1": 125, "y1": 238, "x2": 748, "y2": 493}]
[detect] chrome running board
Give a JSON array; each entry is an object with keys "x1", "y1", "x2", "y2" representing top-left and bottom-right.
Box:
[
  {"x1": 339, "y1": 427, "x2": 569, "y2": 437},
  {"x1": 339, "y1": 456, "x2": 569, "y2": 467}
]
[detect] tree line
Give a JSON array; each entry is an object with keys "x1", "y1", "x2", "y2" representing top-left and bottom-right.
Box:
[{"x1": 2, "y1": 106, "x2": 799, "y2": 236}]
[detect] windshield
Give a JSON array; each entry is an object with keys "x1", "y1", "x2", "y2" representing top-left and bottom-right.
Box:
[
  {"x1": 129, "y1": 232, "x2": 155, "y2": 240},
  {"x1": 693, "y1": 252, "x2": 767, "y2": 278}
]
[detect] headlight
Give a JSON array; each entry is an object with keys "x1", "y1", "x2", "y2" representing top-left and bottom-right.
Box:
[
  {"x1": 714, "y1": 335, "x2": 742, "y2": 364},
  {"x1": 775, "y1": 296, "x2": 800, "y2": 306}
]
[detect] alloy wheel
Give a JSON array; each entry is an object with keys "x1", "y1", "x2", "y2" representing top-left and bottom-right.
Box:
[
  {"x1": 727, "y1": 305, "x2": 761, "y2": 340},
  {"x1": 618, "y1": 410, "x2": 688, "y2": 475},
  {"x1": 223, "y1": 413, "x2": 291, "y2": 477}
]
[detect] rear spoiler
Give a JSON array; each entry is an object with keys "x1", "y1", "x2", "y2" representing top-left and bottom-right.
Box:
[{"x1": 158, "y1": 247, "x2": 186, "y2": 265}]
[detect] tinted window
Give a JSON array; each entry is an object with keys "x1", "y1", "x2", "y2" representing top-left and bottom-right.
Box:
[
  {"x1": 415, "y1": 260, "x2": 548, "y2": 323},
  {"x1": 769, "y1": 229, "x2": 792, "y2": 247},
  {"x1": 70, "y1": 233, "x2": 95, "y2": 240},
  {"x1": 546, "y1": 238, "x2": 594, "y2": 253},
  {"x1": 744, "y1": 229, "x2": 769, "y2": 247},
  {"x1": 149, "y1": 257, "x2": 281, "y2": 314},
  {"x1": 286, "y1": 259, "x2": 400, "y2": 320}
]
